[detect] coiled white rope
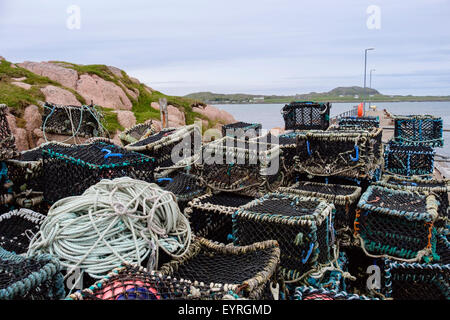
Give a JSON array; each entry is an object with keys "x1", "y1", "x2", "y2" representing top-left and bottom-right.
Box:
[{"x1": 27, "y1": 177, "x2": 191, "y2": 280}]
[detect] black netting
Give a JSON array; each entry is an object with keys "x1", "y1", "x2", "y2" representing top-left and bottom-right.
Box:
[
  {"x1": 199, "y1": 137, "x2": 281, "y2": 196},
  {"x1": 0, "y1": 105, "x2": 18, "y2": 161},
  {"x1": 70, "y1": 264, "x2": 229, "y2": 300},
  {"x1": 384, "y1": 141, "x2": 434, "y2": 176},
  {"x1": 0, "y1": 209, "x2": 45, "y2": 254},
  {"x1": 356, "y1": 187, "x2": 435, "y2": 260},
  {"x1": 119, "y1": 122, "x2": 155, "y2": 146},
  {"x1": 338, "y1": 116, "x2": 380, "y2": 130},
  {"x1": 282, "y1": 102, "x2": 330, "y2": 130},
  {"x1": 127, "y1": 127, "x2": 200, "y2": 171},
  {"x1": 187, "y1": 193, "x2": 255, "y2": 243},
  {"x1": 232, "y1": 194, "x2": 332, "y2": 280},
  {"x1": 0, "y1": 248, "x2": 65, "y2": 300},
  {"x1": 42, "y1": 102, "x2": 105, "y2": 138},
  {"x1": 378, "y1": 175, "x2": 449, "y2": 221},
  {"x1": 384, "y1": 261, "x2": 449, "y2": 300},
  {"x1": 156, "y1": 172, "x2": 206, "y2": 212},
  {"x1": 222, "y1": 122, "x2": 262, "y2": 138},
  {"x1": 42, "y1": 141, "x2": 155, "y2": 203},
  {"x1": 160, "y1": 238, "x2": 280, "y2": 299},
  {"x1": 295, "y1": 129, "x2": 383, "y2": 180},
  {"x1": 394, "y1": 115, "x2": 444, "y2": 148}
]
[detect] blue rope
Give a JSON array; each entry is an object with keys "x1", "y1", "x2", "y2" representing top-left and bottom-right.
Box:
[
  {"x1": 101, "y1": 148, "x2": 123, "y2": 159},
  {"x1": 301, "y1": 243, "x2": 315, "y2": 264},
  {"x1": 349, "y1": 145, "x2": 359, "y2": 162}
]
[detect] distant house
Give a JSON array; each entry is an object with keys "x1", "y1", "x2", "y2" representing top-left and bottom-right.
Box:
[
  {"x1": 253, "y1": 97, "x2": 265, "y2": 102},
  {"x1": 339, "y1": 94, "x2": 344, "y2": 97},
  {"x1": 354, "y1": 95, "x2": 359, "y2": 99}
]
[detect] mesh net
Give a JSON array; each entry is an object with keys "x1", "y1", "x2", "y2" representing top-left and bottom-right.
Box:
[
  {"x1": 186, "y1": 192, "x2": 256, "y2": 243},
  {"x1": 222, "y1": 122, "x2": 262, "y2": 138},
  {"x1": 0, "y1": 248, "x2": 65, "y2": 300},
  {"x1": 356, "y1": 186, "x2": 438, "y2": 260},
  {"x1": 281, "y1": 102, "x2": 330, "y2": 130},
  {"x1": 232, "y1": 193, "x2": 333, "y2": 281},
  {"x1": 198, "y1": 136, "x2": 282, "y2": 197},
  {"x1": 338, "y1": 116, "x2": 380, "y2": 130},
  {"x1": 69, "y1": 263, "x2": 233, "y2": 300},
  {"x1": 126, "y1": 126, "x2": 201, "y2": 172},
  {"x1": 294, "y1": 129, "x2": 383, "y2": 180},
  {"x1": 119, "y1": 122, "x2": 155, "y2": 146},
  {"x1": 42, "y1": 102, "x2": 105, "y2": 138},
  {"x1": 0, "y1": 162, "x2": 14, "y2": 213},
  {"x1": 394, "y1": 115, "x2": 444, "y2": 148},
  {"x1": 384, "y1": 260, "x2": 449, "y2": 300},
  {"x1": 0, "y1": 209, "x2": 45, "y2": 254},
  {"x1": 160, "y1": 238, "x2": 280, "y2": 299},
  {"x1": 0, "y1": 105, "x2": 18, "y2": 161},
  {"x1": 294, "y1": 285, "x2": 376, "y2": 300},
  {"x1": 156, "y1": 172, "x2": 206, "y2": 211},
  {"x1": 377, "y1": 175, "x2": 449, "y2": 222},
  {"x1": 384, "y1": 141, "x2": 435, "y2": 177},
  {"x1": 279, "y1": 181, "x2": 361, "y2": 233},
  {"x1": 42, "y1": 141, "x2": 155, "y2": 203}
]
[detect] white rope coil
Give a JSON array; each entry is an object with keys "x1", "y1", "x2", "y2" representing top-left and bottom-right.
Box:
[{"x1": 27, "y1": 177, "x2": 191, "y2": 279}]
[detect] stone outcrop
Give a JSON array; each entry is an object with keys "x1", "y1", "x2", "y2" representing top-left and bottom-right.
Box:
[
  {"x1": 18, "y1": 61, "x2": 79, "y2": 89},
  {"x1": 117, "y1": 110, "x2": 136, "y2": 129},
  {"x1": 11, "y1": 82, "x2": 31, "y2": 90},
  {"x1": 76, "y1": 74, "x2": 132, "y2": 110},
  {"x1": 150, "y1": 102, "x2": 186, "y2": 127},
  {"x1": 40, "y1": 85, "x2": 81, "y2": 106},
  {"x1": 192, "y1": 104, "x2": 236, "y2": 124}
]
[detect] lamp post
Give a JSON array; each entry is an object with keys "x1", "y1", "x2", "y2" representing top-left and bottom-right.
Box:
[
  {"x1": 369, "y1": 68, "x2": 376, "y2": 108},
  {"x1": 363, "y1": 48, "x2": 375, "y2": 113}
]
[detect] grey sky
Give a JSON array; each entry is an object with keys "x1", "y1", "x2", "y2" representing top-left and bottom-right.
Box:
[{"x1": 1, "y1": 0, "x2": 449, "y2": 96}]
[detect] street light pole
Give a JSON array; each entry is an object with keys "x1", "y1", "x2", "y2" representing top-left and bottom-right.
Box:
[
  {"x1": 369, "y1": 68, "x2": 376, "y2": 108},
  {"x1": 363, "y1": 48, "x2": 375, "y2": 113}
]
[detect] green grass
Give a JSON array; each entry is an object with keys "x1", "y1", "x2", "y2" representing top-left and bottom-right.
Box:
[{"x1": 1, "y1": 59, "x2": 217, "y2": 135}]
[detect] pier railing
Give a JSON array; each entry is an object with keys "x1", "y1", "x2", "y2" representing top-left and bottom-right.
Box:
[{"x1": 330, "y1": 106, "x2": 358, "y2": 124}]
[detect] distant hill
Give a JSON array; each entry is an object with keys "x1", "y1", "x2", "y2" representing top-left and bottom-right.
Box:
[{"x1": 185, "y1": 86, "x2": 450, "y2": 104}]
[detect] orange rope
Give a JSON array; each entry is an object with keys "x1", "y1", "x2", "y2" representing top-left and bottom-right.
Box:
[
  {"x1": 354, "y1": 209, "x2": 361, "y2": 236},
  {"x1": 425, "y1": 222, "x2": 434, "y2": 250}
]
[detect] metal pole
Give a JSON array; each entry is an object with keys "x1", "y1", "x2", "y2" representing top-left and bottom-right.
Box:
[
  {"x1": 363, "y1": 48, "x2": 374, "y2": 114},
  {"x1": 369, "y1": 69, "x2": 375, "y2": 108}
]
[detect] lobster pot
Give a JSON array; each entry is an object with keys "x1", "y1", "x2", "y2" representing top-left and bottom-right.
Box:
[
  {"x1": 126, "y1": 124, "x2": 201, "y2": 178},
  {"x1": 338, "y1": 116, "x2": 380, "y2": 130},
  {"x1": 377, "y1": 175, "x2": 449, "y2": 224},
  {"x1": 253, "y1": 131, "x2": 306, "y2": 186},
  {"x1": 356, "y1": 185, "x2": 439, "y2": 261},
  {"x1": 393, "y1": 115, "x2": 444, "y2": 147},
  {"x1": 294, "y1": 128, "x2": 383, "y2": 181},
  {"x1": 384, "y1": 141, "x2": 435, "y2": 177},
  {"x1": 279, "y1": 181, "x2": 362, "y2": 240},
  {"x1": 221, "y1": 121, "x2": 262, "y2": 138},
  {"x1": 156, "y1": 172, "x2": 206, "y2": 212},
  {"x1": 0, "y1": 209, "x2": 46, "y2": 254},
  {"x1": 159, "y1": 237, "x2": 281, "y2": 300},
  {"x1": 198, "y1": 136, "x2": 282, "y2": 197},
  {"x1": 42, "y1": 102, "x2": 105, "y2": 138},
  {"x1": 281, "y1": 101, "x2": 331, "y2": 131},
  {"x1": 383, "y1": 260, "x2": 449, "y2": 300},
  {"x1": 185, "y1": 192, "x2": 255, "y2": 244},
  {"x1": 69, "y1": 263, "x2": 239, "y2": 300},
  {"x1": 294, "y1": 286, "x2": 377, "y2": 300},
  {"x1": 232, "y1": 193, "x2": 335, "y2": 281},
  {"x1": 42, "y1": 141, "x2": 155, "y2": 203},
  {"x1": 0, "y1": 247, "x2": 65, "y2": 300},
  {"x1": 0, "y1": 104, "x2": 18, "y2": 161},
  {"x1": 119, "y1": 122, "x2": 156, "y2": 146}
]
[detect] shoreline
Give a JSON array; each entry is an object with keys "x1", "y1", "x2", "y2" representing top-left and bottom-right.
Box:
[{"x1": 211, "y1": 99, "x2": 450, "y2": 105}]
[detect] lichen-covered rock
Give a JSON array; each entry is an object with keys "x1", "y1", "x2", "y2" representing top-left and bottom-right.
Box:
[
  {"x1": 192, "y1": 104, "x2": 236, "y2": 124},
  {"x1": 117, "y1": 110, "x2": 136, "y2": 129},
  {"x1": 18, "y1": 61, "x2": 79, "y2": 89},
  {"x1": 76, "y1": 74, "x2": 132, "y2": 110},
  {"x1": 40, "y1": 85, "x2": 81, "y2": 106},
  {"x1": 11, "y1": 81, "x2": 31, "y2": 90}
]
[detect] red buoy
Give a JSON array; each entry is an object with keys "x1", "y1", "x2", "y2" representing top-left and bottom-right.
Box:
[{"x1": 357, "y1": 103, "x2": 364, "y2": 117}]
